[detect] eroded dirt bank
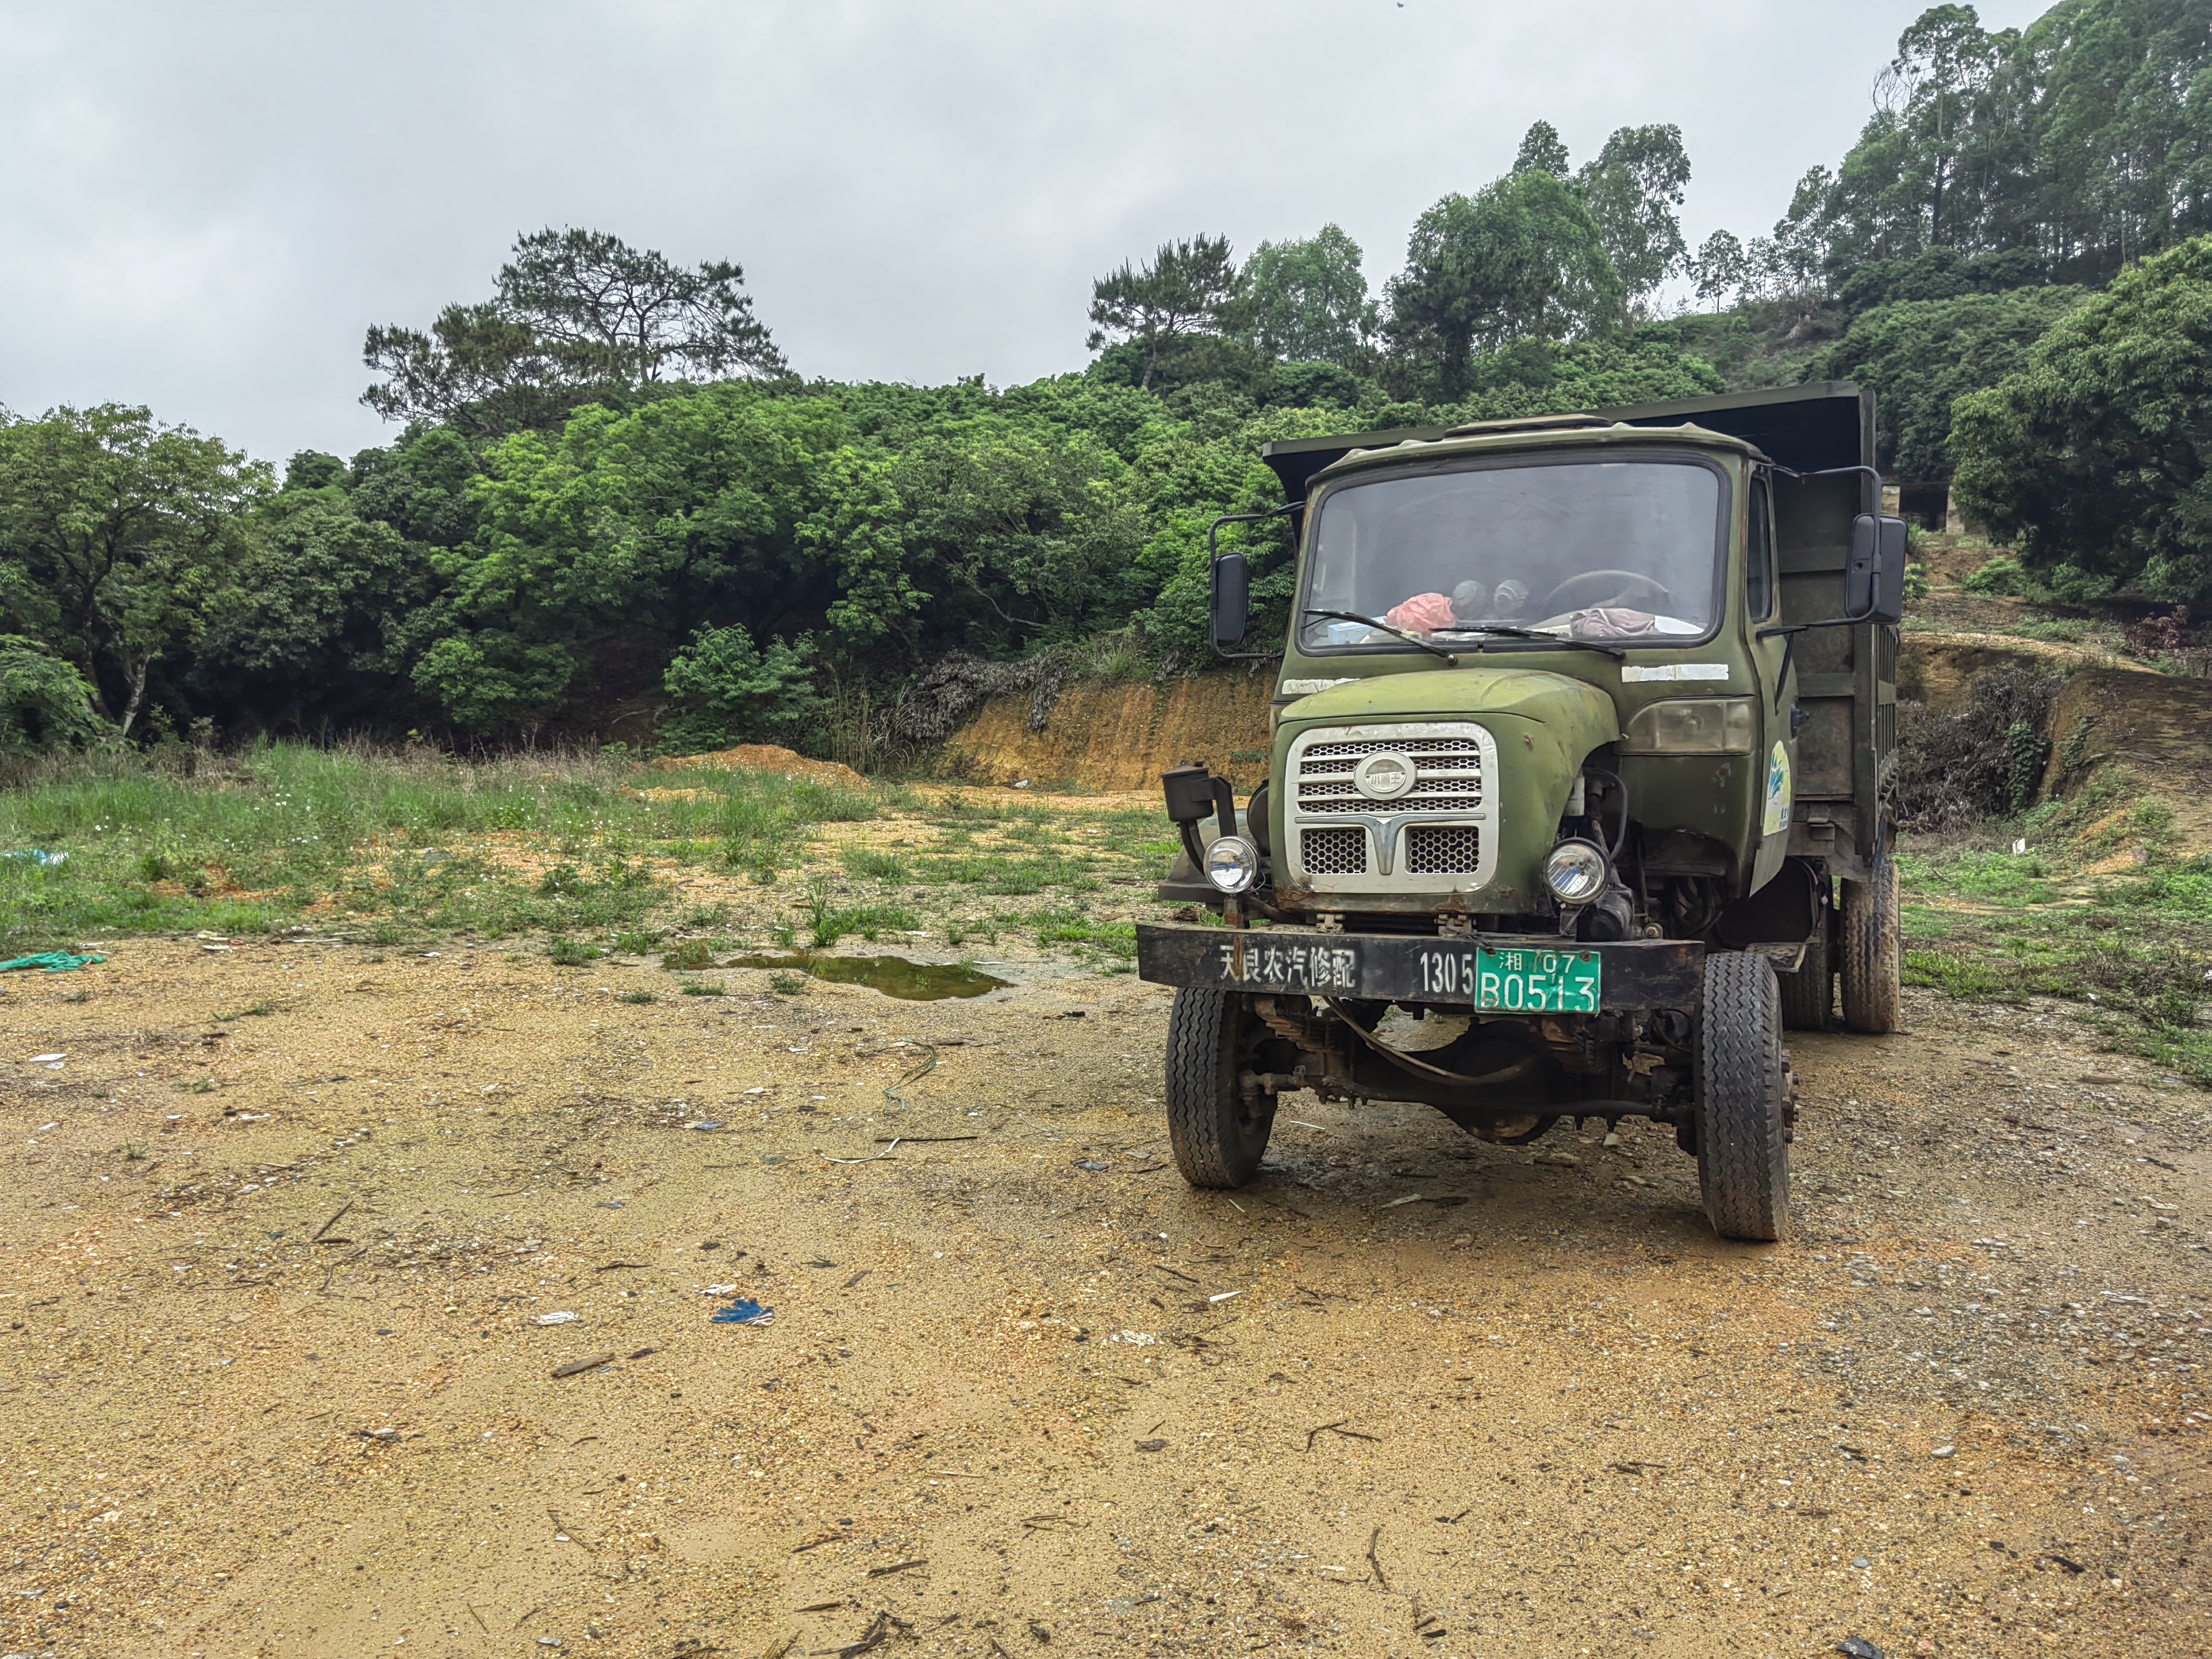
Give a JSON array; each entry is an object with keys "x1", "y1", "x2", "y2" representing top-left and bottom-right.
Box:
[{"x1": 2, "y1": 942, "x2": 2207, "y2": 1658}]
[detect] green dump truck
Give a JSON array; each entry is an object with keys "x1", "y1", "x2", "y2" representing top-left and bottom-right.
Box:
[{"x1": 1134, "y1": 385, "x2": 1906, "y2": 1242}]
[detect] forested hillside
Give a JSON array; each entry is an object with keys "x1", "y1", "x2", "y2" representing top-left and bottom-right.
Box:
[{"x1": 4, "y1": 0, "x2": 2211, "y2": 760}]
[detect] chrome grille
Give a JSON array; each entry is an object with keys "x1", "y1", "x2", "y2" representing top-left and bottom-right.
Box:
[
  {"x1": 1299, "y1": 826, "x2": 1368, "y2": 875},
  {"x1": 1285, "y1": 721, "x2": 1495, "y2": 891},
  {"x1": 1292, "y1": 736, "x2": 1483, "y2": 814},
  {"x1": 1405, "y1": 824, "x2": 1481, "y2": 875}
]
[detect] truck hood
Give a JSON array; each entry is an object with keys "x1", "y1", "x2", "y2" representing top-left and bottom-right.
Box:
[{"x1": 1282, "y1": 665, "x2": 1621, "y2": 740}]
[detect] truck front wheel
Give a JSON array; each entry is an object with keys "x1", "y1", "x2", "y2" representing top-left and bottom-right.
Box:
[
  {"x1": 1165, "y1": 988, "x2": 1275, "y2": 1189},
  {"x1": 1697, "y1": 952, "x2": 1792, "y2": 1243},
  {"x1": 1839, "y1": 850, "x2": 1901, "y2": 1035}
]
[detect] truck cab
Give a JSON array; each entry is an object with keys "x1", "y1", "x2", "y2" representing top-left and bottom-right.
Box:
[{"x1": 1135, "y1": 386, "x2": 1907, "y2": 1242}]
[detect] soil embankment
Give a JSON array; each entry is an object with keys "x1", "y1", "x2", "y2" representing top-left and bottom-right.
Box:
[
  {"x1": 939, "y1": 671, "x2": 1276, "y2": 792},
  {"x1": 941, "y1": 641, "x2": 2212, "y2": 797}
]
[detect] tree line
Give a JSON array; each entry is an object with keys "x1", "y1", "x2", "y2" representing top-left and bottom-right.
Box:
[{"x1": 3, "y1": 0, "x2": 2209, "y2": 758}]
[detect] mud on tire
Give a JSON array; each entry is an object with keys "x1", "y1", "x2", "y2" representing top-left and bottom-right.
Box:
[
  {"x1": 1697, "y1": 951, "x2": 1792, "y2": 1243},
  {"x1": 1840, "y1": 849, "x2": 1901, "y2": 1035},
  {"x1": 1165, "y1": 988, "x2": 1274, "y2": 1189}
]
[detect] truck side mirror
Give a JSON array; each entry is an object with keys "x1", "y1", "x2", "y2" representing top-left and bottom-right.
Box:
[
  {"x1": 1211, "y1": 551, "x2": 1251, "y2": 650},
  {"x1": 1845, "y1": 514, "x2": 1908, "y2": 627}
]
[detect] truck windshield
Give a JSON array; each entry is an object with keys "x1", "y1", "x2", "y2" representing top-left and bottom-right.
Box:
[{"x1": 1298, "y1": 454, "x2": 1725, "y2": 651}]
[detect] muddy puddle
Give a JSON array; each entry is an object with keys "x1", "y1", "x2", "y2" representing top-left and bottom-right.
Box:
[{"x1": 722, "y1": 949, "x2": 1010, "y2": 999}]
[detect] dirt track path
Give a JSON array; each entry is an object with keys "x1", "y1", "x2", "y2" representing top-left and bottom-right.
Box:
[{"x1": 1, "y1": 940, "x2": 2206, "y2": 1658}]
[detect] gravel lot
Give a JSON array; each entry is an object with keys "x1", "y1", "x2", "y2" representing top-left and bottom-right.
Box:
[{"x1": 1, "y1": 938, "x2": 2205, "y2": 1658}]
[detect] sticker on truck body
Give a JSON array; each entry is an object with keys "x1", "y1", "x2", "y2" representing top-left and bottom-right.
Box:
[
  {"x1": 1763, "y1": 740, "x2": 1793, "y2": 835},
  {"x1": 1621, "y1": 663, "x2": 1730, "y2": 682}
]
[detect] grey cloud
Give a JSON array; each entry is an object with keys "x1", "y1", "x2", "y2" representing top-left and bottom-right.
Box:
[{"x1": 0, "y1": 0, "x2": 2052, "y2": 463}]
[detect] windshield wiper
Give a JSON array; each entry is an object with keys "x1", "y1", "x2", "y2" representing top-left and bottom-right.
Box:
[
  {"x1": 1301, "y1": 610, "x2": 1458, "y2": 666},
  {"x1": 1433, "y1": 623, "x2": 1626, "y2": 658}
]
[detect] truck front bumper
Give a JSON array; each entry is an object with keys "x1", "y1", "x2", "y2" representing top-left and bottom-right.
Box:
[{"x1": 1135, "y1": 924, "x2": 1703, "y2": 1013}]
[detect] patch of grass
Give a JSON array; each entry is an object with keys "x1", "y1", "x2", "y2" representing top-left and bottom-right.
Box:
[
  {"x1": 0, "y1": 740, "x2": 879, "y2": 953},
  {"x1": 174, "y1": 1077, "x2": 215, "y2": 1094},
  {"x1": 1900, "y1": 833, "x2": 2211, "y2": 1084},
  {"x1": 123, "y1": 1143, "x2": 146, "y2": 1160},
  {"x1": 767, "y1": 970, "x2": 808, "y2": 996},
  {"x1": 915, "y1": 853, "x2": 1099, "y2": 895},
  {"x1": 1897, "y1": 848, "x2": 2056, "y2": 906},
  {"x1": 1026, "y1": 905, "x2": 1138, "y2": 956},
  {"x1": 804, "y1": 882, "x2": 921, "y2": 946},
  {"x1": 678, "y1": 980, "x2": 725, "y2": 996},
  {"x1": 842, "y1": 848, "x2": 911, "y2": 882},
  {"x1": 612, "y1": 928, "x2": 664, "y2": 954},
  {"x1": 2113, "y1": 855, "x2": 2212, "y2": 923},
  {"x1": 616, "y1": 989, "x2": 658, "y2": 1004},
  {"x1": 547, "y1": 937, "x2": 599, "y2": 966}
]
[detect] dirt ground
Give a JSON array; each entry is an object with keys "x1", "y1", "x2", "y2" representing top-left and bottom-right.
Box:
[{"x1": 3, "y1": 932, "x2": 2208, "y2": 1659}]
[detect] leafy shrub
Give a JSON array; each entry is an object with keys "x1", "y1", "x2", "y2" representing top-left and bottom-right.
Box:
[
  {"x1": 1961, "y1": 555, "x2": 2034, "y2": 597},
  {"x1": 0, "y1": 637, "x2": 103, "y2": 756},
  {"x1": 659, "y1": 626, "x2": 822, "y2": 754}
]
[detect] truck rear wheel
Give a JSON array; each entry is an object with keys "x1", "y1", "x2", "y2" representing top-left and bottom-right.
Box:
[
  {"x1": 1777, "y1": 925, "x2": 1833, "y2": 1031},
  {"x1": 1697, "y1": 952, "x2": 1792, "y2": 1243},
  {"x1": 1839, "y1": 851, "x2": 1901, "y2": 1035},
  {"x1": 1165, "y1": 988, "x2": 1274, "y2": 1189}
]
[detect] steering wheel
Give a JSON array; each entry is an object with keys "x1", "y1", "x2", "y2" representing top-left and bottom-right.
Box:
[{"x1": 1540, "y1": 569, "x2": 1671, "y2": 613}]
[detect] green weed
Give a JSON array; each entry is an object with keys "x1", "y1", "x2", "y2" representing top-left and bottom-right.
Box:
[
  {"x1": 212, "y1": 1001, "x2": 276, "y2": 1021},
  {"x1": 679, "y1": 980, "x2": 725, "y2": 996},
  {"x1": 842, "y1": 848, "x2": 911, "y2": 881},
  {"x1": 616, "y1": 989, "x2": 658, "y2": 1004},
  {"x1": 548, "y1": 937, "x2": 599, "y2": 966},
  {"x1": 767, "y1": 970, "x2": 808, "y2": 996}
]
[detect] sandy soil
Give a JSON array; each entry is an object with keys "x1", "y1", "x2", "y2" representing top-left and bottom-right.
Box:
[{"x1": 2, "y1": 936, "x2": 2207, "y2": 1659}]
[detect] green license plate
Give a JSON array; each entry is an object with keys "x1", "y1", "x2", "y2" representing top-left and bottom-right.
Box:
[{"x1": 1414, "y1": 943, "x2": 1602, "y2": 1013}]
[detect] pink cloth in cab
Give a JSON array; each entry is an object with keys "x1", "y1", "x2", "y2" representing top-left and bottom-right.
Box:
[{"x1": 1383, "y1": 592, "x2": 1456, "y2": 633}]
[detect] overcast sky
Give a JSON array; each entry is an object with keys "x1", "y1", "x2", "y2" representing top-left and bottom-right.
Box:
[{"x1": 1, "y1": 1, "x2": 2054, "y2": 465}]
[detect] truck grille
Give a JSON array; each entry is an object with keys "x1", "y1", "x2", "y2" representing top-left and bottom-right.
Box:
[
  {"x1": 1299, "y1": 825, "x2": 1368, "y2": 875},
  {"x1": 1283, "y1": 721, "x2": 1498, "y2": 892},
  {"x1": 1404, "y1": 824, "x2": 1481, "y2": 875},
  {"x1": 1293, "y1": 737, "x2": 1483, "y2": 814}
]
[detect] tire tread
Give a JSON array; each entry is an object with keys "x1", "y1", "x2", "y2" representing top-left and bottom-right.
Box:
[
  {"x1": 1698, "y1": 952, "x2": 1791, "y2": 1242},
  {"x1": 1840, "y1": 851, "x2": 1901, "y2": 1035},
  {"x1": 1165, "y1": 988, "x2": 1270, "y2": 1188}
]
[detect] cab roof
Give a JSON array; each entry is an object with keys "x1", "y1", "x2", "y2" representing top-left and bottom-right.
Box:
[
  {"x1": 1307, "y1": 416, "x2": 1763, "y2": 490},
  {"x1": 1260, "y1": 381, "x2": 1873, "y2": 501}
]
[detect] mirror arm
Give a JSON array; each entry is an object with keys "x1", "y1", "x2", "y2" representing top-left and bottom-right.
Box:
[{"x1": 1208, "y1": 502, "x2": 1302, "y2": 662}]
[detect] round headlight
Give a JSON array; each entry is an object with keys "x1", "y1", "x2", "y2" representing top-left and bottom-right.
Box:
[
  {"x1": 1543, "y1": 838, "x2": 1609, "y2": 906},
  {"x1": 1204, "y1": 834, "x2": 1262, "y2": 894}
]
